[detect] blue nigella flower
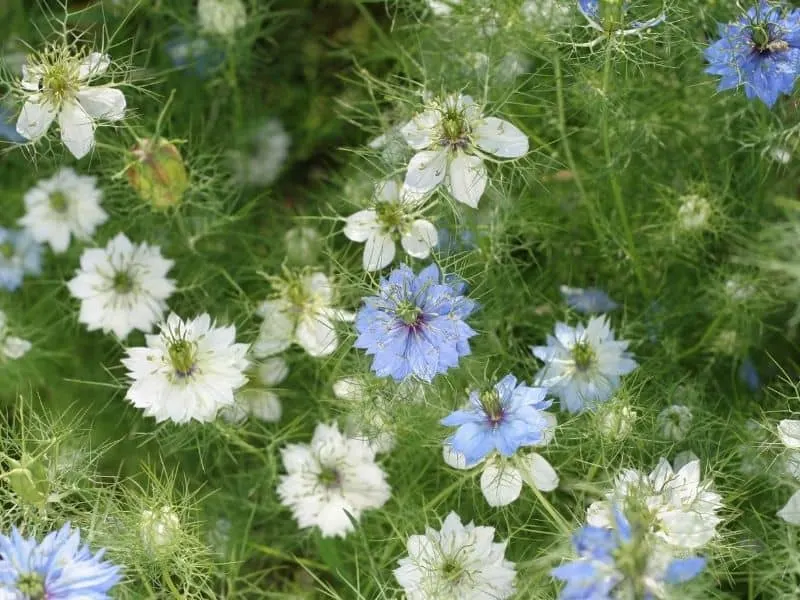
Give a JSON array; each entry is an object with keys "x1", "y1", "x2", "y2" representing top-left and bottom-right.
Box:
[
  {"x1": 0, "y1": 228, "x2": 42, "y2": 292},
  {"x1": 705, "y1": 1, "x2": 800, "y2": 107},
  {"x1": 578, "y1": 0, "x2": 666, "y2": 36},
  {"x1": 353, "y1": 263, "x2": 477, "y2": 382},
  {"x1": 551, "y1": 509, "x2": 706, "y2": 600},
  {"x1": 0, "y1": 523, "x2": 121, "y2": 599},
  {"x1": 738, "y1": 355, "x2": 761, "y2": 391},
  {"x1": 440, "y1": 373, "x2": 552, "y2": 466},
  {"x1": 165, "y1": 30, "x2": 225, "y2": 77},
  {"x1": 0, "y1": 106, "x2": 25, "y2": 144},
  {"x1": 559, "y1": 285, "x2": 618, "y2": 314}
]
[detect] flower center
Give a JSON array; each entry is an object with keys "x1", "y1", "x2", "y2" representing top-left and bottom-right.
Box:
[
  {"x1": 480, "y1": 389, "x2": 505, "y2": 426},
  {"x1": 750, "y1": 24, "x2": 787, "y2": 53},
  {"x1": 0, "y1": 242, "x2": 14, "y2": 259},
  {"x1": 572, "y1": 341, "x2": 597, "y2": 372},
  {"x1": 439, "y1": 556, "x2": 466, "y2": 585},
  {"x1": 375, "y1": 201, "x2": 408, "y2": 235},
  {"x1": 16, "y1": 572, "x2": 45, "y2": 600},
  {"x1": 319, "y1": 465, "x2": 341, "y2": 489},
  {"x1": 113, "y1": 271, "x2": 134, "y2": 293},
  {"x1": 396, "y1": 300, "x2": 422, "y2": 326},
  {"x1": 168, "y1": 339, "x2": 197, "y2": 378},
  {"x1": 439, "y1": 108, "x2": 470, "y2": 151},
  {"x1": 42, "y1": 62, "x2": 79, "y2": 104},
  {"x1": 49, "y1": 191, "x2": 69, "y2": 213}
]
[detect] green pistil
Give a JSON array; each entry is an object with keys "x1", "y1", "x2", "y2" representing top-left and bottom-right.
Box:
[
  {"x1": 112, "y1": 271, "x2": 134, "y2": 293},
  {"x1": 440, "y1": 109, "x2": 469, "y2": 150},
  {"x1": 16, "y1": 572, "x2": 45, "y2": 600},
  {"x1": 168, "y1": 339, "x2": 197, "y2": 378},
  {"x1": 319, "y1": 466, "x2": 340, "y2": 488},
  {"x1": 480, "y1": 389, "x2": 504, "y2": 426},
  {"x1": 42, "y1": 62, "x2": 78, "y2": 104},
  {"x1": 49, "y1": 191, "x2": 69, "y2": 213},
  {"x1": 0, "y1": 242, "x2": 14, "y2": 259},
  {"x1": 375, "y1": 201, "x2": 407, "y2": 233},
  {"x1": 439, "y1": 557, "x2": 465, "y2": 584},
  {"x1": 572, "y1": 341, "x2": 596, "y2": 372},
  {"x1": 396, "y1": 300, "x2": 422, "y2": 326}
]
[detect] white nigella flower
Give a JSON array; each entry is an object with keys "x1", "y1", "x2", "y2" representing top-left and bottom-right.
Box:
[
  {"x1": 400, "y1": 93, "x2": 528, "y2": 208},
  {"x1": 16, "y1": 49, "x2": 126, "y2": 159},
  {"x1": 233, "y1": 119, "x2": 291, "y2": 186},
  {"x1": 140, "y1": 505, "x2": 181, "y2": 552},
  {"x1": 677, "y1": 194, "x2": 712, "y2": 231},
  {"x1": 67, "y1": 233, "x2": 175, "y2": 339},
  {"x1": 656, "y1": 404, "x2": 693, "y2": 441},
  {"x1": 277, "y1": 422, "x2": 391, "y2": 538},
  {"x1": 333, "y1": 376, "x2": 396, "y2": 454},
  {"x1": 343, "y1": 179, "x2": 438, "y2": 271},
  {"x1": 531, "y1": 315, "x2": 638, "y2": 413},
  {"x1": 426, "y1": 0, "x2": 459, "y2": 16},
  {"x1": 0, "y1": 310, "x2": 31, "y2": 361},
  {"x1": 587, "y1": 456, "x2": 723, "y2": 550},
  {"x1": 770, "y1": 147, "x2": 791, "y2": 164},
  {"x1": 121, "y1": 313, "x2": 249, "y2": 424},
  {"x1": 597, "y1": 403, "x2": 637, "y2": 440},
  {"x1": 197, "y1": 0, "x2": 247, "y2": 37},
  {"x1": 220, "y1": 357, "x2": 289, "y2": 423},
  {"x1": 20, "y1": 167, "x2": 107, "y2": 254},
  {"x1": 394, "y1": 511, "x2": 516, "y2": 600},
  {"x1": 254, "y1": 271, "x2": 353, "y2": 358}
]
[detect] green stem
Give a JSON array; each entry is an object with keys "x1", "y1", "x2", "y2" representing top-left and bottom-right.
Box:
[{"x1": 600, "y1": 46, "x2": 647, "y2": 294}]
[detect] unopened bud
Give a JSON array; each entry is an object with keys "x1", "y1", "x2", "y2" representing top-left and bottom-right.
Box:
[
  {"x1": 127, "y1": 138, "x2": 189, "y2": 209},
  {"x1": 7, "y1": 455, "x2": 50, "y2": 508}
]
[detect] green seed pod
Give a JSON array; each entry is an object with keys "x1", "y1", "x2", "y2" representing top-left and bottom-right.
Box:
[
  {"x1": 127, "y1": 138, "x2": 189, "y2": 209},
  {"x1": 7, "y1": 455, "x2": 50, "y2": 508}
]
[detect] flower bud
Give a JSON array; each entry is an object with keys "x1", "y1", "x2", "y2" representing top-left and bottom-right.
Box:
[
  {"x1": 7, "y1": 455, "x2": 49, "y2": 508},
  {"x1": 140, "y1": 505, "x2": 181, "y2": 553},
  {"x1": 127, "y1": 138, "x2": 189, "y2": 209}
]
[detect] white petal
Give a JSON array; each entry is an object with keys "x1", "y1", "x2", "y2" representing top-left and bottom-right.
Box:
[
  {"x1": 3, "y1": 337, "x2": 31, "y2": 359},
  {"x1": 59, "y1": 100, "x2": 95, "y2": 159},
  {"x1": 399, "y1": 110, "x2": 440, "y2": 150},
  {"x1": 375, "y1": 179, "x2": 401, "y2": 203},
  {"x1": 473, "y1": 116, "x2": 529, "y2": 158},
  {"x1": 403, "y1": 150, "x2": 447, "y2": 196},
  {"x1": 480, "y1": 461, "x2": 522, "y2": 507},
  {"x1": 522, "y1": 453, "x2": 559, "y2": 492},
  {"x1": 16, "y1": 97, "x2": 57, "y2": 141},
  {"x1": 447, "y1": 153, "x2": 487, "y2": 208},
  {"x1": 76, "y1": 87, "x2": 126, "y2": 121},
  {"x1": 296, "y1": 313, "x2": 337, "y2": 357},
  {"x1": 442, "y1": 444, "x2": 473, "y2": 470},
  {"x1": 253, "y1": 302, "x2": 293, "y2": 357},
  {"x1": 363, "y1": 233, "x2": 396, "y2": 271},
  {"x1": 343, "y1": 210, "x2": 379, "y2": 242},
  {"x1": 401, "y1": 220, "x2": 437, "y2": 258},
  {"x1": 779, "y1": 420, "x2": 800, "y2": 450},
  {"x1": 78, "y1": 52, "x2": 111, "y2": 80},
  {"x1": 778, "y1": 490, "x2": 800, "y2": 525},
  {"x1": 257, "y1": 357, "x2": 289, "y2": 385}
]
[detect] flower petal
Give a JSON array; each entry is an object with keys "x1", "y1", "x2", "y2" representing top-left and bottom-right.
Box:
[
  {"x1": 59, "y1": 100, "x2": 95, "y2": 159},
  {"x1": 480, "y1": 461, "x2": 522, "y2": 507},
  {"x1": 363, "y1": 233, "x2": 396, "y2": 271},
  {"x1": 473, "y1": 117, "x2": 529, "y2": 158},
  {"x1": 296, "y1": 313, "x2": 338, "y2": 357},
  {"x1": 778, "y1": 490, "x2": 800, "y2": 525},
  {"x1": 522, "y1": 453, "x2": 559, "y2": 491},
  {"x1": 16, "y1": 97, "x2": 57, "y2": 141},
  {"x1": 76, "y1": 87, "x2": 126, "y2": 121},
  {"x1": 399, "y1": 110, "x2": 440, "y2": 150},
  {"x1": 403, "y1": 150, "x2": 447, "y2": 196},
  {"x1": 401, "y1": 220, "x2": 437, "y2": 259},
  {"x1": 78, "y1": 52, "x2": 111, "y2": 80},
  {"x1": 779, "y1": 420, "x2": 800, "y2": 450},
  {"x1": 343, "y1": 209, "x2": 379, "y2": 243},
  {"x1": 447, "y1": 153, "x2": 487, "y2": 208}
]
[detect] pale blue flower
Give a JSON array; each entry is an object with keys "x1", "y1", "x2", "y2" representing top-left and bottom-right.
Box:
[
  {"x1": 440, "y1": 374, "x2": 552, "y2": 466},
  {"x1": 0, "y1": 229, "x2": 42, "y2": 292},
  {"x1": 353, "y1": 263, "x2": 477, "y2": 382},
  {"x1": 559, "y1": 285, "x2": 618, "y2": 314},
  {"x1": 552, "y1": 509, "x2": 706, "y2": 599},
  {"x1": 0, "y1": 523, "x2": 121, "y2": 599},
  {"x1": 165, "y1": 29, "x2": 225, "y2": 77},
  {"x1": 705, "y1": 1, "x2": 800, "y2": 107}
]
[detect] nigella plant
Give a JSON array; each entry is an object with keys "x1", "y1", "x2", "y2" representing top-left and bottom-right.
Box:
[
  {"x1": 0, "y1": 523, "x2": 121, "y2": 598},
  {"x1": 441, "y1": 374, "x2": 552, "y2": 466},
  {"x1": 353, "y1": 263, "x2": 477, "y2": 383},
  {"x1": 577, "y1": 0, "x2": 666, "y2": 48},
  {"x1": 705, "y1": 1, "x2": 800, "y2": 107},
  {"x1": 551, "y1": 508, "x2": 706, "y2": 599}
]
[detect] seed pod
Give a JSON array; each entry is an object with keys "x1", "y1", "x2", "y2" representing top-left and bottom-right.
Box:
[
  {"x1": 127, "y1": 138, "x2": 189, "y2": 209},
  {"x1": 7, "y1": 455, "x2": 50, "y2": 508}
]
